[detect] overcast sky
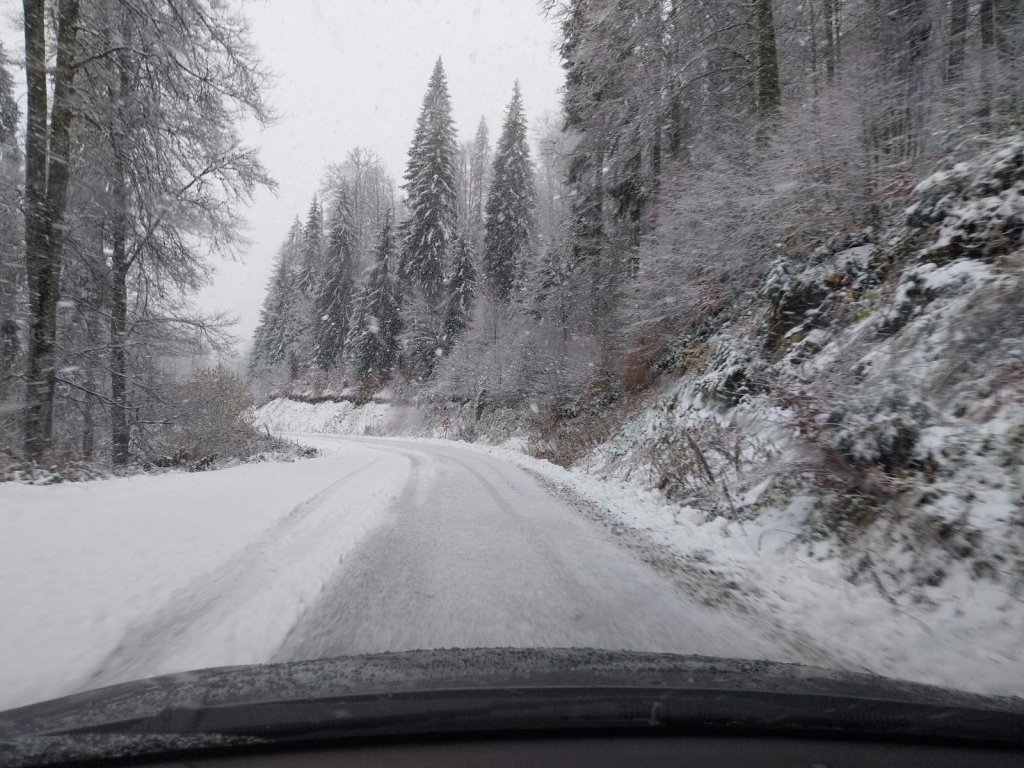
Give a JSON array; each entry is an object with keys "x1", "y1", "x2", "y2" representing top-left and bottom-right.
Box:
[
  {"x1": 206, "y1": 0, "x2": 566, "y2": 348},
  {"x1": 0, "y1": 0, "x2": 565, "y2": 350}
]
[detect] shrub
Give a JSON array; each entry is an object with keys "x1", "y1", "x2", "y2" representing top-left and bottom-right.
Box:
[
  {"x1": 165, "y1": 366, "x2": 262, "y2": 465},
  {"x1": 829, "y1": 390, "x2": 932, "y2": 475}
]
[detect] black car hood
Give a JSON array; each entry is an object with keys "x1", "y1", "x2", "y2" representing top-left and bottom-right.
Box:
[{"x1": 2, "y1": 648, "x2": 1024, "y2": 766}]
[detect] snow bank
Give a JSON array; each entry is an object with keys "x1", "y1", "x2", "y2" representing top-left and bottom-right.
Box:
[
  {"x1": 250, "y1": 398, "x2": 392, "y2": 436},
  {"x1": 0, "y1": 444, "x2": 406, "y2": 711}
]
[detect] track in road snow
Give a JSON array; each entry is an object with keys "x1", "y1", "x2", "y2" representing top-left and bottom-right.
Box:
[{"x1": 274, "y1": 435, "x2": 791, "y2": 663}]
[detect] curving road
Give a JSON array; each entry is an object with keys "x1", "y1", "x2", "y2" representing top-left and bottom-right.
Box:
[{"x1": 273, "y1": 435, "x2": 791, "y2": 664}]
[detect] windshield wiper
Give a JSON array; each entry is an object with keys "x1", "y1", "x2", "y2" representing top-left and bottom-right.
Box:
[{"x1": 51, "y1": 686, "x2": 1024, "y2": 749}]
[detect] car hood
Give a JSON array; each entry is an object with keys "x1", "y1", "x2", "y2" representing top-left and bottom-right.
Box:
[{"x1": 2, "y1": 648, "x2": 1024, "y2": 766}]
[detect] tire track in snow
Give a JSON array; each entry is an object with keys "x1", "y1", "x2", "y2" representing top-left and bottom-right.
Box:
[
  {"x1": 78, "y1": 456, "x2": 386, "y2": 692},
  {"x1": 272, "y1": 451, "x2": 423, "y2": 658}
]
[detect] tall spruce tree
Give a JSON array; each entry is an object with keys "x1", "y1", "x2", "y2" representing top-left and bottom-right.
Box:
[
  {"x1": 348, "y1": 211, "x2": 402, "y2": 382},
  {"x1": 312, "y1": 188, "x2": 357, "y2": 371},
  {"x1": 295, "y1": 196, "x2": 323, "y2": 293},
  {"x1": 250, "y1": 242, "x2": 296, "y2": 371},
  {"x1": 467, "y1": 117, "x2": 491, "y2": 252},
  {"x1": 443, "y1": 235, "x2": 476, "y2": 348},
  {"x1": 483, "y1": 82, "x2": 535, "y2": 303},
  {"x1": 402, "y1": 58, "x2": 458, "y2": 306}
]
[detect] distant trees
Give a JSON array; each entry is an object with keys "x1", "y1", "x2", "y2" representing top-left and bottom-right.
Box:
[
  {"x1": 456, "y1": 118, "x2": 491, "y2": 255},
  {"x1": 250, "y1": 0, "x2": 1023, "y2": 421}
]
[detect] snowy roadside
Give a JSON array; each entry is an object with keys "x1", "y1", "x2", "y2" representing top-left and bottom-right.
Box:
[
  {"x1": 0, "y1": 442, "x2": 407, "y2": 711},
  {"x1": 278, "y1": 421, "x2": 1024, "y2": 698}
]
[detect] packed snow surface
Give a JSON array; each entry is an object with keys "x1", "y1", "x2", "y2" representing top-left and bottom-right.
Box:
[{"x1": 0, "y1": 444, "x2": 405, "y2": 711}]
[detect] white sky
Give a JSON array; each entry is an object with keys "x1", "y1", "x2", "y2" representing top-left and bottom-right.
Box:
[
  {"x1": 0, "y1": 0, "x2": 566, "y2": 349},
  {"x1": 207, "y1": 0, "x2": 566, "y2": 347}
]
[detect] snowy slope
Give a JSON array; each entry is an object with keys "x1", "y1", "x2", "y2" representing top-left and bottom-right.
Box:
[
  {"x1": 250, "y1": 397, "x2": 392, "y2": 436},
  {"x1": 0, "y1": 443, "x2": 406, "y2": 711}
]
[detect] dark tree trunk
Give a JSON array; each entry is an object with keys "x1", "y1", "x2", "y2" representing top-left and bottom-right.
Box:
[
  {"x1": 756, "y1": 0, "x2": 781, "y2": 114},
  {"x1": 21, "y1": 0, "x2": 82, "y2": 460},
  {"x1": 823, "y1": 0, "x2": 839, "y2": 83},
  {"x1": 109, "y1": 21, "x2": 133, "y2": 466},
  {"x1": 81, "y1": 386, "x2": 95, "y2": 460},
  {"x1": 110, "y1": 188, "x2": 130, "y2": 465},
  {"x1": 947, "y1": 0, "x2": 968, "y2": 83},
  {"x1": 979, "y1": 0, "x2": 995, "y2": 127}
]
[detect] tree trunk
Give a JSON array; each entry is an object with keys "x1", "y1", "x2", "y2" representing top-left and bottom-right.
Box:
[
  {"x1": 823, "y1": 0, "x2": 838, "y2": 83},
  {"x1": 81, "y1": 386, "x2": 95, "y2": 460},
  {"x1": 947, "y1": 0, "x2": 968, "y2": 84},
  {"x1": 979, "y1": 0, "x2": 995, "y2": 128},
  {"x1": 110, "y1": 189, "x2": 130, "y2": 465},
  {"x1": 109, "y1": 16, "x2": 133, "y2": 466},
  {"x1": 994, "y1": 0, "x2": 1020, "y2": 58},
  {"x1": 21, "y1": 0, "x2": 82, "y2": 460},
  {"x1": 756, "y1": 0, "x2": 781, "y2": 115}
]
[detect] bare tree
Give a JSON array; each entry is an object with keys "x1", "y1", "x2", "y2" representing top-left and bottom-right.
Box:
[{"x1": 21, "y1": 0, "x2": 83, "y2": 459}]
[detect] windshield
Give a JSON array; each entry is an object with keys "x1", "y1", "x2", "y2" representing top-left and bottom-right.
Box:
[{"x1": 1, "y1": 0, "x2": 1023, "y2": 725}]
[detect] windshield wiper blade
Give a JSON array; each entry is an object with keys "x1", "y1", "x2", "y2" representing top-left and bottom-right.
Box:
[{"x1": 53, "y1": 686, "x2": 1024, "y2": 749}]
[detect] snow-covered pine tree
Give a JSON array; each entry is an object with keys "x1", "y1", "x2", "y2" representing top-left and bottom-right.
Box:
[
  {"x1": 483, "y1": 82, "x2": 535, "y2": 303},
  {"x1": 443, "y1": 235, "x2": 476, "y2": 349},
  {"x1": 400, "y1": 290, "x2": 447, "y2": 380},
  {"x1": 312, "y1": 187, "x2": 357, "y2": 371},
  {"x1": 295, "y1": 196, "x2": 324, "y2": 294},
  {"x1": 402, "y1": 58, "x2": 458, "y2": 306},
  {"x1": 467, "y1": 117, "x2": 491, "y2": 252},
  {"x1": 250, "y1": 242, "x2": 296, "y2": 372},
  {"x1": 347, "y1": 211, "x2": 402, "y2": 383}
]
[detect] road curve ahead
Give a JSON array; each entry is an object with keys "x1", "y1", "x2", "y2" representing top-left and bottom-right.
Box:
[{"x1": 274, "y1": 435, "x2": 791, "y2": 664}]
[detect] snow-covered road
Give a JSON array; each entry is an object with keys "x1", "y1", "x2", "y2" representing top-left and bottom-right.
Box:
[
  {"x1": 275, "y1": 435, "x2": 790, "y2": 662},
  {"x1": 0, "y1": 435, "x2": 792, "y2": 712}
]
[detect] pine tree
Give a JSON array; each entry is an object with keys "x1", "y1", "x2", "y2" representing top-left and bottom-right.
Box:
[
  {"x1": 312, "y1": 188, "x2": 357, "y2": 371},
  {"x1": 483, "y1": 82, "x2": 535, "y2": 303},
  {"x1": 402, "y1": 57, "x2": 458, "y2": 306},
  {"x1": 443, "y1": 235, "x2": 476, "y2": 348},
  {"x1": 401, "y1": 291, "x2": 447, "y2": 380},
  {"x1": 348, "y1": 211, "x2": 402, "y2": 382},
  {"x1": 250, "y1": 245, "x2": 295, "y2": 371},
  {"x1": 295, "y1": 196, "x2": 323, "y2": 294},
  {"x1": 467, "y1": 117, "x2": 491, "y2": 252}
]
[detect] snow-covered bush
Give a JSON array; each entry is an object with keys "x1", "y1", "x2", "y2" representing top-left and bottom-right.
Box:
[
  {"x1": 877, "y1": 264, "x2": 934, "y2": 334},
  {"x1": 829, "y1": 389, "x2": 932, "y2": 474},
  {"x1": 163, "y1": 366, "x2": 272, "y2": 468},
  {"x1": 762, "y1": 234, "x2": 879, "y2": 348},
  {"x1": 697, "y1": 344, "x2": 769, "y2": 407},
  {"x1": 527, "y1": 374, "x2": 631, "y2": 467},
  {"x1": 0, "y1": 451, "x2": 110, "y2": 484},
  {"x1": 907, "y1": 136, "x2": 1024, "y2": 262}
]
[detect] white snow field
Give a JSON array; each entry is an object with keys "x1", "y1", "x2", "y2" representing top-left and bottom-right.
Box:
[
  {"x1": 0, "y1": 442, "x2": 406, "y2": 711},
  {"x1": 0, "y1": 435, "x2": 798, "y2": 712}
]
